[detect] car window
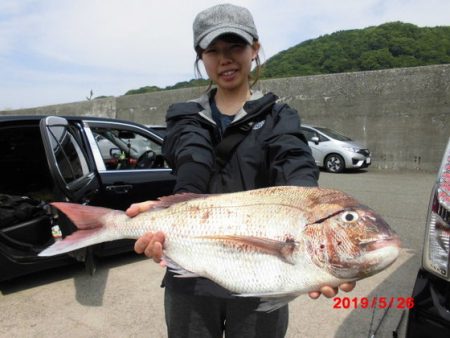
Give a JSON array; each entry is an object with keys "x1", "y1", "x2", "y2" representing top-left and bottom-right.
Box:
[
  {"x1": 301, "y1": 128, "x2": 316, "y2": 141},
  {"x1": 317, "y1": 133, "x2": 328, "y2": 142},
  {"x1": 301, "y1": 127, "x2": 328, "y2": 142},
  {"x1": 91, "y1": 127, "x2": 167, "y2": 170},
  {"x1": 146, "y1": 125, "x2": 167, "y2": 138},
  {"x1": 315, "y1": 127, "x2": 352, "y2": 141},
  {"x1": 47, "y1": 125, "x2": 90, "y2": 183}
]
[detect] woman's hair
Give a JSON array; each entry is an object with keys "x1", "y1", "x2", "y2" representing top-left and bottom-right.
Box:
[{"x1": 194, "y1": 34, "x2": 262, "y2": 90}]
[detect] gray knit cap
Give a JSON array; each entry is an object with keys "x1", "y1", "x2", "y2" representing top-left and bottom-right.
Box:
[{"x1": 193, "y1": 3, "x2": 259, "y2": 49}]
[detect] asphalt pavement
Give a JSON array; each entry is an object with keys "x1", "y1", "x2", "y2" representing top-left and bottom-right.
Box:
[{"x1": 0, "y1": 169, "x2": 437, "y2": 338}]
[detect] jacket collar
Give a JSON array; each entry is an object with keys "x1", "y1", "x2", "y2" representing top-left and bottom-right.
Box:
[{"x1": 190, "y1": 88, "x2": 278, "y2": 125}]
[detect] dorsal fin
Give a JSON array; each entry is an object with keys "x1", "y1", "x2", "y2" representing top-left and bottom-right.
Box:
[{"x1": 155, "y1": 192, "x2": 211, "y2": 208}]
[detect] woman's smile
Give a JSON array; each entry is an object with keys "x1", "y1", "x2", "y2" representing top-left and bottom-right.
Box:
[{"x1": 219, "y1": 68, "x2": 239, "y2": 81}]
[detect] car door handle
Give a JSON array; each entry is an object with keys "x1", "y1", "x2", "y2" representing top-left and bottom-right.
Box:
[{"x1": 105, "y1": 184, "x2": 133, "y2": 194}]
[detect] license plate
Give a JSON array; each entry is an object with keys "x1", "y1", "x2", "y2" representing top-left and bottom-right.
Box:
[{"x1": 366, "y1": 157, "x2": 371, "y2": 164}]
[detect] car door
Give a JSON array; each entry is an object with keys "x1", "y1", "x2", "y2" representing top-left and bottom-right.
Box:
[
  {"x1": 301, "y1": 127, "x2": 326, "y2": 166},
  {"x1": 83, "y1": 120, "x2": 175, "y2": 211},
  {"x1": 39, "y1": 116, "x2": 100, "y2": 203}
]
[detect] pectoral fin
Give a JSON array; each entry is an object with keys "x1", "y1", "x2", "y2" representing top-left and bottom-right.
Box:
[
  {"x1": 163, "y1": 255, "x2": 201, "y2": 278},
  {"x1": 200, "y1": 235, "x2": 300, "y2": 264},
  {"x1": 237, "y1": 291, "x2": 302, "y2": 312}
]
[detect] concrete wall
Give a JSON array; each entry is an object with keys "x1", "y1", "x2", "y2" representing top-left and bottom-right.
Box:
[
  {"x1": 2, "y1": 65, "x2": 449, "y2": 172},
  {"x1": 2, "y1": 96, "x2": 117, "y2": 118},
  {"x1": 115, "y1": 87, "x2": 206, "y2": 124},
  {"x1": 258, "y1": 65, "x2": 450, "y2": 171}
]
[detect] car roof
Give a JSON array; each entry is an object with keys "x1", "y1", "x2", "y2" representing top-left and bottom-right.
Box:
[
  {"x1": 145, "y1": 124, "x2": 166, "y2": 129},
  {"x1": 301, "y1": 124, "x2": 323, "y2": 130},
  {"x1": 0, "y1": 115, "x2": 147, "y2": 128}
]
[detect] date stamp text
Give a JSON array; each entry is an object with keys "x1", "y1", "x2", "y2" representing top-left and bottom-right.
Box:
[{"x1": 332, "y1": 296, "x2": 414, "y2": 309}]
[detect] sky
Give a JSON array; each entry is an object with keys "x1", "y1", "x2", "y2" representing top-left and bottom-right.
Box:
[{"x1": 1, "y1": 0, "x2": 449, "y2": 110}]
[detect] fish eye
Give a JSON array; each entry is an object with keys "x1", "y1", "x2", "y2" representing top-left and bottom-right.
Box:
[{"x1": 341, "y1": 211, "x2": 359, "y2": 223}]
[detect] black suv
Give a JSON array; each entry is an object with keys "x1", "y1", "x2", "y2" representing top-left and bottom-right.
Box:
[
  {"x1": 406, "y1": 138, "x2": 450, "y2": 337},
  {"x1": 0, "y1": 115, "x2": 175, "y2": 282}
]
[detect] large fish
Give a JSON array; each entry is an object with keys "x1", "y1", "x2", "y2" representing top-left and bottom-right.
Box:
[{"x1": 39, "y1": 186, "x2": 400, "y2": 311}]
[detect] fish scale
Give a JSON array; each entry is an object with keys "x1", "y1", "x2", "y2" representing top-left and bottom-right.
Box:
[
  {"x1": 38, "y1": 186, "x2": 400, "y2": 311},
  {"x1": 136, "y1": 202, "x2": 306, "y2": 293}
]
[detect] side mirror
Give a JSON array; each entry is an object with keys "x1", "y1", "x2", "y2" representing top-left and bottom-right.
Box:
[
  {"x1": 311, "y1": 136, "x2": 320, "y2": 145},
  {"x1": 110, "y1": 148, "x2": 121, "y2": 158}
]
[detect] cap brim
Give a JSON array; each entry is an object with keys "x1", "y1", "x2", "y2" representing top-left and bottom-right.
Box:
[{"x1": 198, "y1": 27, "x2": 253, "y2": 49}]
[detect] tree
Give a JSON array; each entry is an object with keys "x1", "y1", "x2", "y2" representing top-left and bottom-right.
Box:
[{"x1": 124, "y1": 22, "x2": 450, "y2": 94}]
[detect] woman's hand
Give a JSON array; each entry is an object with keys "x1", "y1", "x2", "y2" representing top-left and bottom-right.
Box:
[
  {"x1": 308, "y1": 282, "x2": 356, "y2": 299},
  {"x1": 126, "y1": 200, "x2": 159, "y2": 218},
  {"x1": 126, "y1": 201, "x2": 165, "y2": 264},
  {"x1": 134, "y1": 231, "x2": 166, "y2": 264}
]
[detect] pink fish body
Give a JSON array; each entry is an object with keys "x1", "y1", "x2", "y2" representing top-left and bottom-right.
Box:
[{"x1": 39, "y1": 186, "x2": 400, "y2": 311}]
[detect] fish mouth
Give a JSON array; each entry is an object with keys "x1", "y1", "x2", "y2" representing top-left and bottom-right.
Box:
[
  {"x1": 356, "y1": 235, "x2": 401, "y2": 277},
  {"x1": 359, "y1": 235, "x2": 401, "y2": 252}
]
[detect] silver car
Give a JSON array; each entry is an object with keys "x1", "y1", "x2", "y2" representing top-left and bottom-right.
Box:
[{"x1": 300, "y1": 125, "x2": 371, "y2": 173}]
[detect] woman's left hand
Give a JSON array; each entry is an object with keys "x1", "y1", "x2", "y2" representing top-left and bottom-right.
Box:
[{"x1": 308, "y1": 281, "x2": 356, "y2": 299}]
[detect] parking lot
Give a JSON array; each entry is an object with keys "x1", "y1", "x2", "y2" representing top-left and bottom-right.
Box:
[{"x1": 0, "y1": 169, "x2": 436, "y2": 338}]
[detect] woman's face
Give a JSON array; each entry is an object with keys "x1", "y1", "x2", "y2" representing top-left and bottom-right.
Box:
[{"x1": 201, "y1": 35, "x2": 259, "y2": 92}]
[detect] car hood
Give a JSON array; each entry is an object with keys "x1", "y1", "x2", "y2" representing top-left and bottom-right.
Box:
[{"x1": 334, "y1": 139, "x2": 367, "y2": 149}]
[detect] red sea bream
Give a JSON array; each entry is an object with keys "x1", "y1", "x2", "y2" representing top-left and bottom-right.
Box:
[{"x1": 39, "y1": 186, "x2": 400, "y2": 311}]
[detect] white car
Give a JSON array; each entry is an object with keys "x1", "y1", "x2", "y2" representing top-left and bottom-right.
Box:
[{"x1": 300, "y1": 125, "x2": 371, "y2": 173}]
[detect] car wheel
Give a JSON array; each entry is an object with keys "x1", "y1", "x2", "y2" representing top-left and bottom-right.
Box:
[{"x1": 325, "y1": 154, "x2": 345, "y2": 173}]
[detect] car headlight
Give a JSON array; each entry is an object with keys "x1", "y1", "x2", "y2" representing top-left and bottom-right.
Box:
[
  {"x1": 422, "y1": 138, "x2": 450, "y2": 281},
  {"x1": 343, "y1": 146, "x2": 359, "y2": 153}
]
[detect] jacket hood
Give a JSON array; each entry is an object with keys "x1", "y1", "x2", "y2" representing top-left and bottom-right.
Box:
[{"x1": 190, "y1": 89, "x2": 278, "y2": 125}]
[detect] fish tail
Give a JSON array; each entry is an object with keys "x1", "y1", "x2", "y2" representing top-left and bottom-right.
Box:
[
  {"x1": 38, "y1": 202, "x2": 122, "y2": 257},
  {"x1": 50, "y1": 202, "x2": 114, "y2": 229}
]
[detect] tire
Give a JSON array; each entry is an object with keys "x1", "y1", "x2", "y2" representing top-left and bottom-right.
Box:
[{"x1": 325, "y1": 154, "x2": 345, "y2": 173}]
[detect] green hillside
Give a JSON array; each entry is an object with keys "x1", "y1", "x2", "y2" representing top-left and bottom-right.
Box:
[
  {"x1": 261, "y1": 22, "x2": 450, "y2": 78},
  {"x1": 125, "y1": 79, "x2": 209, "y2": 95},
  {"x1": 124, "y1": 22, "x2": 450, "y2": 95}
]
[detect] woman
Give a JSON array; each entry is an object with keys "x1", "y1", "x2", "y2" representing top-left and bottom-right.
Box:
[{"x1": 127, "y1": 4, "x2": 355, "y2": 337}]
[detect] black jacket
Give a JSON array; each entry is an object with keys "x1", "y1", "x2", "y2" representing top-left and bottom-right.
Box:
[
  {"x1": 163, "y1": 90, "x2": 319, "y2": 194},
  {"x1": 161, "y1": 90, "x2": 319, "y2": 296}
]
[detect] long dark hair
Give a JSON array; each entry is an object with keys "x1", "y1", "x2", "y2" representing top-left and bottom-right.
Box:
[{"x1": 194, "y1": 34, "x2": 262, "y2": 91}]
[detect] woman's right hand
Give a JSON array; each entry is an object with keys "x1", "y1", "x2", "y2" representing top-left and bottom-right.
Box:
[
  {"x1": 134, "y1": 231, "x2": 165, "y2": 264},
  {"x1": 126, "y1": 201, "x2": 166, "y2": 264}
]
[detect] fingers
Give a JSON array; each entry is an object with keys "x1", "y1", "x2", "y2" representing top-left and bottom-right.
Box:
[
  {"x1": 145, "y1": 241, "x2": 162, "y2": 263},
  {"x1": 126, "y1": 200, "x2": 158, "y2": 217},
  {"x1": 308, "y1": 286, "x2": 338, "y2": 299},
  {"x1": 126, "y1": 205, "x2": 140, "y2": 218},
  {"x1": 308, "y1": 287, "x2": 338, "y2": 299},
  {"x1": 339, "y1": 281, "x2": 356, "y2": 292},
  {"x1": 134, "y1": 231, "x2": 165, "y2": 264},
  {"x1": 308, "y1": 282, "x2": 356, "y2": 300},
  {"x1": 134, "y1": 233, "x2": 152, "y2": 254},
  {"x1": 320, "y1": 286, "x2": 339, "y2": 298},
  {"x1": 308, "y1": 291, "x2": 321, "y2": 299}
]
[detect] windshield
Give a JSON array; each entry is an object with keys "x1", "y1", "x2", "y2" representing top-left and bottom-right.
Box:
[{"x1": 315, "y1": 127, "x2": 353, "y2": 141}]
